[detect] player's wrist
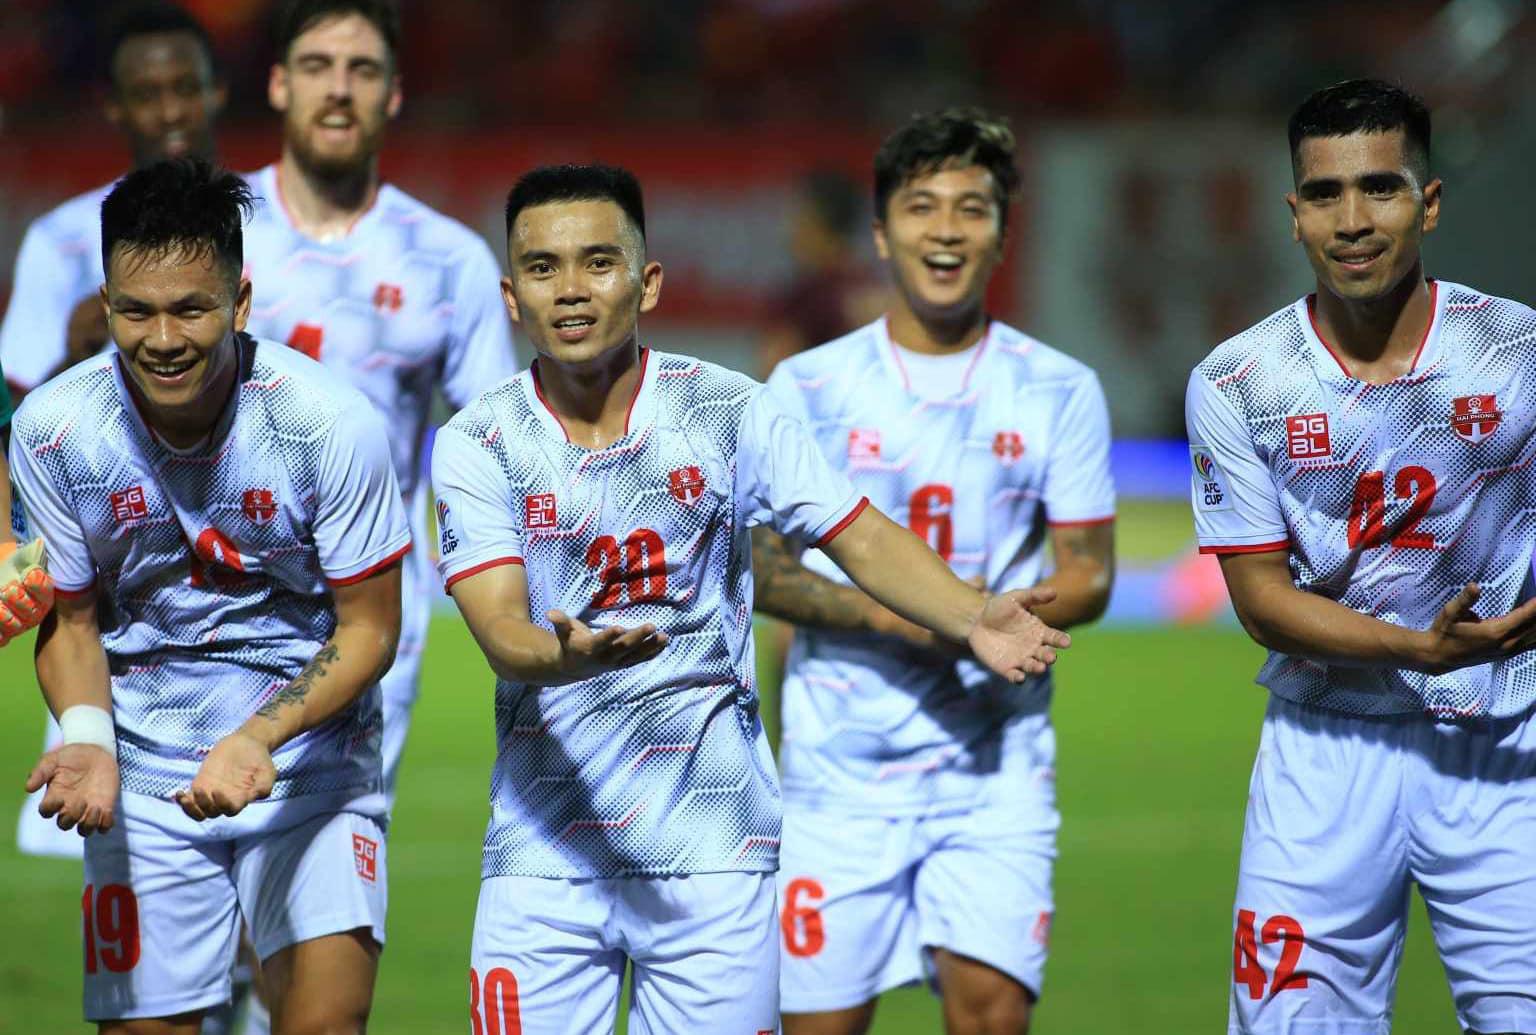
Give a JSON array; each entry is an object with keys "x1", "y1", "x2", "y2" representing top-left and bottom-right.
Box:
[
  {"x1": 58, "y1": 704, "x2": 116, "y2": 755},
  {"x1": 236, "y1": 717, "x2": 288, "y2": 753}
]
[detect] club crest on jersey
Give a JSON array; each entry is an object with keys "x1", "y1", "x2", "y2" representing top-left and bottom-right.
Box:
[
  {"x1": 1286, "y1": 413, "x2": 1332, "y2": 461},
  {"x1": 525, "y1": 493, "x2": 558, "y2": 530},
  {"x1": 372, "y1": 283, "x2": 404, "y2": 313},
  {"x1": 437, "y1": 499, "x2": 459, "y2": 555},
  {"x1": 241, "y1": 489, "x2": 278, "y2": 525},
  {"x1": 1451, "y1": 394, "x2": 1501, "y2": 443},
  {"x1": 667, "y1": 465, "x2": 707, "y2": 505},
  {"x1": 352, "y1": 834, "x2": 378, "y2": 882},
  {"x1": 992, "y1": 430, "x2": 1025, "y2": 466},
  {"x1": 848, "y1": 428, "x2": 882, "y2": 461},
  {"x1": 109, "y1": 486, "x2": 149, "y2": 523},
  {"x1": 1190, "y1": 446, "x2": 1232, "y2": 511}
]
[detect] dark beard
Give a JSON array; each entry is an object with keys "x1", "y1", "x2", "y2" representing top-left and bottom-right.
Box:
[{"x1": 287, "y1": 121, "x2": 381, "y2": 196}]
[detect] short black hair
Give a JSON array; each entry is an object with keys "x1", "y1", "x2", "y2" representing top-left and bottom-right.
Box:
[
  {"x1": 873, "y1": 108, "x2": 1020, "y2": 228},
  {"x1": 101, "y1": 158, "x2": 253, "y2": 285},
  {"x1": 504, "y1": 164, "x2": 647, "y2": 243},
  {"x1": 102, "y1": 1, "x2": 217, "y2": 88},
  {"x1": 274, "y1": 0, "x2": 400, "y2": 64},
  {"x1": 1288, "y1": 79, "x2": 1432, "y2": 182}
]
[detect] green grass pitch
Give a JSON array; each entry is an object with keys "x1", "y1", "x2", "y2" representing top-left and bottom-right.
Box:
[{"x1": 0, "y1": 620, "x2": 1463, "y2": 1033}]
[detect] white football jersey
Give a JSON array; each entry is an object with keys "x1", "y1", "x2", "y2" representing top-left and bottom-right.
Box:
[
  {"x1": 0, "y1": 182, "x2": 112, "y2": 392},
  {"x1": 768, "y1": 318, "x2": 1115, "y2": 814},
  {"x1": 8, "y1": 338, "x2": 411, "y2": 820},
  {"x1": 240, "y1": 164, "x2": 519, "y2": 501},
  {"x1": 432, "y1": 348, "x2": 866, "y2": 878},
  {"x1": 1187, "y1": 280, "x2": 1536, "y2": 718}
]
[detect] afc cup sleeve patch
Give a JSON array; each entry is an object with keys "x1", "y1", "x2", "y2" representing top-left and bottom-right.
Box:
[{"x1": 1190, "y1": 445, "x2": 1234, "y2": 512}]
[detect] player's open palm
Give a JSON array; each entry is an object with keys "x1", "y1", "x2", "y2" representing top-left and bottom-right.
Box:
[
  {"x1": 177, "y1": 731, "x2": 276, "y2": 821},
  {"x1": 27, "y1": 743, "x2": 119, "y2": 835},
  {"x1": 549, "y1": 609, "x2": 670, "y2": 682},
  {"x1": 967, "y1": 587, "x2": 1071, "y2": 683},
  {"x1": 1425, "y1": 583, "x2": 1536, "y2": 674}
]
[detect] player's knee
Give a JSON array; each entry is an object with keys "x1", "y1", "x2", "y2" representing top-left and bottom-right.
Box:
[{"x1": 944, "y1": 985, "x2": 1033, "y2": 1035}]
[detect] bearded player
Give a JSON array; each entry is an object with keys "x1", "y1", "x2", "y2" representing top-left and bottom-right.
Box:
[
  {"x1": 756, "y1": 109, "x2": 1115, "y2": 1035},
  {"x1": 0, "y1": 0, "x2": 225, "y2": 861},
  {"x1": 432, "y1": 163, "x2": 1071, "y2": 1033},
  {"x1": 1188, "y1": 79, "x2": 1536, "y2": 1034},
  {"x1": 242, "y1": 0, "x2": 518, "y2": 804}
]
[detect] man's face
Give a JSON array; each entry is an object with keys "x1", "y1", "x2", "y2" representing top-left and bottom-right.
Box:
[
  {"x1": 1288, "y1": 129, "x2": 1440, "y2": 303},
  {"x1": 503, "y1": 200, "x2": 662, "y2": 368},
  {"x1": 874, "y1": 163, "x2": 1005, "y2": 319},
  {"x1": 268, "y1": 13, "x2": 401, "y2": 178},
  {"x1": 103, "y1": 246, "x2": 250, "y2": 416},
  {"x1": 107, "y1": 33, "x2": 224, "y2": 166}
]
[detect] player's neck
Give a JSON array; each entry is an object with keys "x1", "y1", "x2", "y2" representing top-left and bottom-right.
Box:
[
  {"x1": 129, "y1": 346, "x2": 240, "y2": 450},
  {"x1": 534, "y1": 341, "x2": 645, "y2": 449},
  {"x1": 885, "y1": 299, "x2": 988, "y2": 355},
  {"x1": 1312, "y1": 266, "x2": 1433, "y2": 381},
  {"x1": 276, "y1": 150, "x2": 379, "y2": 241}
]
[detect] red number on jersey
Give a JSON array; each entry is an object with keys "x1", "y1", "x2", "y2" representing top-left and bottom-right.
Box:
[
  {"x1": 287, "y1": 323, "x2": 324, "y2": 361},
  {"x1": 781, "y1": 877, "x2": 827, "y2": 958},
  {"x1": 82, "y1": 883, "x2": 141, "y2": 975},
  {"x1": 187, "y1": 528, "x2": 248, "y2": 589},
  {"x1": 909, "y1": 483, "x2": 955, "y2": 561},
  {"x1": 1233, "y1": 908, "x2": 1309, "y2": 999},
  {"x1": 1347, "y1": 466, "x2": 1436, "y2": 550},
  {"x1": 586, "y1": 529, "x2": 668, "y2": 608}
]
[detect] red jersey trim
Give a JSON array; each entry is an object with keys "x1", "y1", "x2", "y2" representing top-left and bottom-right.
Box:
[
  {"x1": 813, "y1": 497, "x2": 870, "y2": 548},
  {"x1": 53, "y1": 580, "x2": 98, "y2": 600},
  {"x1": 529, "y1": 362, "x2": 570, "y2": 443},
  {"x1": 327, "y1": 542, "x2": 413, "y2": 587},
  {"x1": 1198, "y1": 540, "x2": 1290, "y2": 556},
  {"x1": 443, "y1": 556, "x2": 525, "y2": 590},
  {"x1": 1306, "y1": 281, "x2": 1439, "y2": 380},
  {"x1": 529, "y1": 348, "x2": 651, "y2": 444},
  {"x1": 1047, "y1": 515, "x2": 1115, "y2": 528},
  {"x1": 622, "y1": 347, "x2": 651, "y2": 435}
]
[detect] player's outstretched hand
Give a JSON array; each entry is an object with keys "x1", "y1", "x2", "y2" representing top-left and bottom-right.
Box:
[
  {"x1": 175, "y1": 731, "x2": 276, "y2": 821},
  {"x1": 1422, "y1": 582, "x2": 1536, "y2": 674},
  {"x1": 871, "y1": 576, "x2": 987, "y2": 657},
  {"x1": 966, "y1": 586, "x2": 1071, "y2": 683},
  {"x1": 0, "y1": 540, "x2": 55, "y2": 646},
  {"x1": 549, "y1": 609, "x2": 670, "y2": 682},
  {"x1": 26, "y1": 743, "x2": 119, "y2": 836}
]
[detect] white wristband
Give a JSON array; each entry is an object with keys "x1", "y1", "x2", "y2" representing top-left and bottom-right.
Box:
[{"x1": 58, "y1": 705, "x2": 116, "y2": 754}]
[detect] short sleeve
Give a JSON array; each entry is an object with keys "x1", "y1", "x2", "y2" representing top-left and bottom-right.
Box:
[
  {"x1": 430, "y1": 420, "x2": 523, "y2": 589},
  {"x1": 1185, "y1": 370, "x2": 1289, "y2": 554},
  {"x1": 313, "y1": 404, "x2": 413, "y2": 584},
  {"x1": 0, "y1": 221, "x2": 89, "y2": 392},
  {"x1": 8, "y1": 411, "x2": 95, "y2": 592},
  {"x1": 1042, "y1": 371, "x2": 1116, "y2": 526},
  {"x1": 735, "y1": 388, "x2": 866, "y2": 546},
  {"x1": 440, "y1": 241, "x2": 520, "y2": 410}
]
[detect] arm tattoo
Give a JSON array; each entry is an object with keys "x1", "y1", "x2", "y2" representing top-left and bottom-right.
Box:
[
  {"x1": 751, "y1": 528, "x2": 873, "y2": 630},
  {"x1": 256, "y1": 641, "x2": 341, "y2": 719}
]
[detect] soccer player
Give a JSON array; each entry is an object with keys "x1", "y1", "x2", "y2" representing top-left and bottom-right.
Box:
[
  {"x1": 2, "y1": 0, "x2": 226, "y2": 862},
  {"x1": 14, "y1": 158, "x2": 408, "y2": 1034},
  {"x1": 1186, "y1": 79, "x2": 1536, "y2": 1035},
  {"x1": 432, "y1": 163, "x2": 1072, "y2": 1033},
  {"x1": 242, "y1": 0, "x2": 518, "y2": 803},
  {"x1": 756, "y1": 109, "x2": 1116, "y2": 1035}
]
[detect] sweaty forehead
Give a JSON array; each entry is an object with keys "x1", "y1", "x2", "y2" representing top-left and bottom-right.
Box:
[
  {"x1": 113, "y1": 32, "x2": 211, "y2": 87},
  {"x1": 288, "y1": 13, "x2": 390, "y2": 61},
  {"x1": 512, "y1": 200, "x2": 642, "y2": 255},
  {"x1": 897, "y1": 162, "x2": 998, "y2": 200},
  {"x1": 107, "y1": 243, "x2": 231, "y2": 292},
  {"x1": 1295, "y1": 130, "x2": 1418, "y2": 183}
]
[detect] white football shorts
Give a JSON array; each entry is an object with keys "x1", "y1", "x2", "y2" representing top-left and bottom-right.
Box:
[
  {"x1": 778, "y1": 711, "x2": 1059, "y2": 1014},
  {"x1": 80, "y1": 795, "x2": 387, "y2": 1022},
  {"x1": 469, "y1": 871, "x2": 778, "y2": 1035},
  {"x1": 1229, "y1": 694, "x2": 1536, "y2": 1035}
]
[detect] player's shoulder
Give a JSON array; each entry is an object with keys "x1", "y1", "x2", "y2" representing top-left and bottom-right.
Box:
[
  {"x1": 26, "y1": 181, "x2": 113, "y2": 244},
  {"x1": 374, "y1": 182, "x2": 496, "y2": 259},
  {"x1": 1191, "y1": 296, "x2": 1307, "y2": 387},
  {"x1": 244, "y1": 336, "x2": 375, "y2": 431},
  {"x1": 984, "y1": 320, "x2": 1101, "y2": 387},
  {"x1": 649, "y1": 348, "x2": 761, "y2": 410},
  {"x1": 441, "y1": 373, "x2": 524, "y2": 441},
  {"x1": 780, "y1": 320, "x2": 885, "y2": 379},
  {"x1": 1434, "y1": 280, "x2": 1536, "y2": 345},
  {"x1": 11, "y1": 353, "x2": 119, "y2": 445}
]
